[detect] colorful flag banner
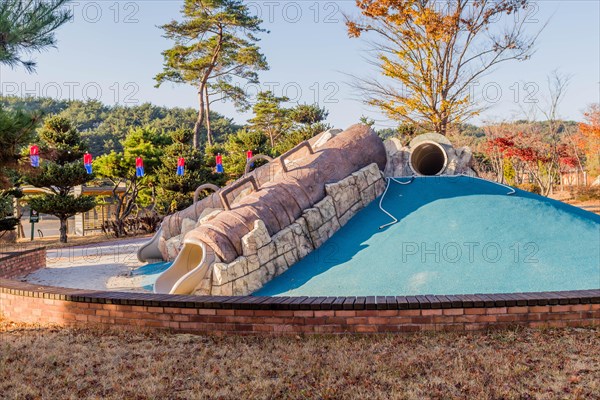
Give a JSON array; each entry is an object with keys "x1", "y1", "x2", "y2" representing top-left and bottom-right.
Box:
[
  {"x1": 29, "y1": 145, "x2": 39, "y2": 167},
  {"x1": 83, "y1": 152, "x2": 93, "y2": 174},
  {"x1": 177, "y1": 157, "x2": 185, "y2": 176},
  {"x1": 246, "y1": 150, "x2": 253, "y2": 167},
  {"x1": 215, "y1": 153, "x2": 224, "y2": 173},
  {"x1": 135, "y1": 156, "x2": 145, "y2": 177}
]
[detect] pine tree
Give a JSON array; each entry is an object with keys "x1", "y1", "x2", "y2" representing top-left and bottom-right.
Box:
[
  {"x1": 0, "y1": 106, "x2": 40, "y2": 188},
  {"x1": 0, "y1": 0, "x2": 71, "y2": 236},
  {"x1": 246, "y1": 96, "x2": 330, "y2": 155},
  {"x1": 247, "y1": 91, "x2": 291, "y2": 148},
  {"x1": 95, "y1": 127, "x2": 167, "y2": 236},
  {"x1": 155, "y1": 0, "x2": 268, "y2": 148},
  {"x1": 272, "y1": 104, "x2": 330, "y2": 155},
  {"x1": 155, "y1": 128, "x2": 223, "y2": 214},
  {"x1": 222, "y1": 128, "x2": 270, "y2": 178},
  {"x1": 24, "y1": 116, "x2": 95, "y2": 243},
  {"x1": 0, "y1": 0, "x2": 72, "y2": 72}
]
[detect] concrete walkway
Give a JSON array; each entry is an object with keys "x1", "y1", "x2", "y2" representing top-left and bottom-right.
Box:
[{"x1": 22, "y1": 237, "x2": 155, "y2": 292}]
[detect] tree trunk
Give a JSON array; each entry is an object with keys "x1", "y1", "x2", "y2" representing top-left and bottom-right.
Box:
[
  {"x1": 59, "y1": 218, "x2": 68, "y2": 243},
  {"x1": 193, "y1": 88, "x2": 206, "y2": 149},
  {"x1": 439, "y1": 115, "x2": 448, "y2": 136},
  {"x1": 195, "y1": 28, "x2": 222, "y2": 148},
  {"x1": 112, "y1": 183, "x2": 129, "y2": 237},
  {"x1": 204, "y1": 87, "x2": 213, "y2": 146},
  {"x1": 268, "y1": 129, "x2": 275, "y2": 148}
]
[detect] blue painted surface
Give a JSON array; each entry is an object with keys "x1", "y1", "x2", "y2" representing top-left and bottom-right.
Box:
[
  {"x1": 256, "y1": 176, "x2": 600, "y2": 297},
  {"x1": 131, "y1": 261, "x2": 172, "y2": 292}
]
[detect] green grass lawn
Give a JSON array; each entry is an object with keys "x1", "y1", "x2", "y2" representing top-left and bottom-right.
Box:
[{"x1": 1, "y1": 318, "x2": 598, "y2": 399}]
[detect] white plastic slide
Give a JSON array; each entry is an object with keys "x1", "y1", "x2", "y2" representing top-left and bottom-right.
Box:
[
  {"x1": 137, "y1": 227, "x2": 164, "y2": 263},
  {"x1": 153, "y1": 238, "x2": 216, "y2": 295}
]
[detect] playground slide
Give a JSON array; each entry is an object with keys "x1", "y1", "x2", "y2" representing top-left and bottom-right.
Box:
[
  {"x1": 137, "y1": 227, "x2": 164, "y2": 263},
  {"x1": 153, "y1": 237, "x2": 216, "y2": 295},
  {"x1": 151, "y1": 125, "x2": 387, "y2": 294}
]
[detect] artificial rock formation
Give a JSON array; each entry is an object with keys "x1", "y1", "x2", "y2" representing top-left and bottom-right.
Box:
[
  {"x1": 182, "y1": 124, "x2": 386, "y2": 264},
  {"x1": 157, "y1": 125, "x2": 386, "y2": 263},
  {"x1": 384, "y1": 132, "x2": 476, "y2": 177},
  {"x1": 203, "y1": 163, "x2": 386, "y2": 296}
]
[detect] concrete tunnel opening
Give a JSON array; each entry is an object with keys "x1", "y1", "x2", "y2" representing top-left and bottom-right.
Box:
[{"x1": 409, "y1": 141, "x2": 448, "y2": 176}]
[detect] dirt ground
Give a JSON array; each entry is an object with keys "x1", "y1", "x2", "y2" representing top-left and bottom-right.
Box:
[{"x1": 550, "y1": 191, "x2": 599, "y2": 215}]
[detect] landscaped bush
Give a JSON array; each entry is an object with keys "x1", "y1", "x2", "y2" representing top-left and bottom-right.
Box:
[
  {"x1": 571, "y1": 186, "x2": 600, "y2": 202},
  {"x1": 101, "y1": 213, "x2": 162, "y2": 238},
  {"x1": 517, "y1": 183, "x2": 542, "y2": 195}
]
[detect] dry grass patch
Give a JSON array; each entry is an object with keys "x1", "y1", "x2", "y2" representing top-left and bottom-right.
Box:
[{"x1": 0, "y1": 318, "x2": 599, "y2": 399}]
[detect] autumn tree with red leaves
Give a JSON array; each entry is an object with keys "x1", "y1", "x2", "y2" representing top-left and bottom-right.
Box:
[
  {"x1": 481, "y1": 121, "x2": 582, "y2": 195},
  {"x1": 577, "y1": 104, "x2": 600, "y2": 175}
]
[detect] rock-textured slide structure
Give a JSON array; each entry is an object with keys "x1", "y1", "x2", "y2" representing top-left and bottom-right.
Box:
[
  {"x1": 146, "y1": 125, "x2": 387, "y2": 294},
  {"x1": 142, "y1": 125, "x2": 477, "y2": 295}
]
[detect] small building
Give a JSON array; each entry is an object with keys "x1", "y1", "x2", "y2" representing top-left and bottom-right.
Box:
[
  {"x1": 16, "y1": 185, "x2": 127, "y2": 239},
  {"x1": 559, "y1": 169, "x2": 594, "y2": 188}
]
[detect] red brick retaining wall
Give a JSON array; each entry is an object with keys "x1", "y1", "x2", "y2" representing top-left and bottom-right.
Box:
[
  {"x1": 0, "y1": 247, "x2": 46, "y2": 279},
  {"x1": 1, "y1": 277, "x2": 598, "y2": 334}
]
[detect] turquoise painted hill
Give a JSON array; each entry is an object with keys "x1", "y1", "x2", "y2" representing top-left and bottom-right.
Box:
[{"x1": 256, "y1": 177, "x2": 600, "y2": 297}]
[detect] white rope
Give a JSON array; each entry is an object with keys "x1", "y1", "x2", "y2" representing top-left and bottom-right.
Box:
[
  {"x1": 378, "y1": 176, "x2": 414, "y2": 229},
  {"x1": 389, "y1": 177, "x2": 416, "y2": 185},
  {"x1": 377, "y1": 174, "x2": 515, "y2": 230},
  {"x1": 378, "y1": 178, "x2": 395, "y2": 229}
]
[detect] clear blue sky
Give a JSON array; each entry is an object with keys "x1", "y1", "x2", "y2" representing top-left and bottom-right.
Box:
[{"x1": 0, "y1": 0, "x2": 598, "y2": 130}]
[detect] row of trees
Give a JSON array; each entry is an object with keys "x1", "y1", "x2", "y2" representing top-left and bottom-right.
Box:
[
  {"x1": 346, "y1": 0, "x2": 596, "y2": 191},
  {"x1": 375, "y1": 106, "x2": 598, "y2": 197},
  {"x1": 480, "y1": 121, "x2": 580, "y2": 195},
  {"x1": 0, "y1": 0, "x2": 325, "y2": 242},
  {"x1": 0, "y1": 94, "x2": 329, "y2": 242},
  {"x1": 97, "y1": 95, "x2": 328, "y2": 223},
  {"x1": 0, "y1": 97, "x2": 240, "y2": 155},
  {"x1": 472, "y1": 72, "x2": 598, "y2": 195},
  {"x1": 2, "y1": 0, "x2": 546, "y2": 157},
  {"x1": 0, "y1": 0, "x2": 327, "y2": 244},
  {"x1": 151, "y1": 0, "x2": 545, "y2": 148},
  {"x1": 4, "y1": 96, "x2": 595, "y2": 242},
  {"x1": 481, "y1": 105, "x2": 599, "y2": 194},
  {"x1": 1, "y1": 0, "x2": 597, "y2": 244}
]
